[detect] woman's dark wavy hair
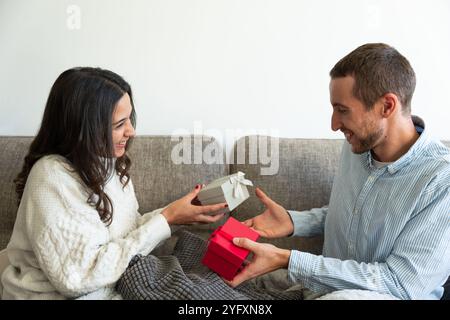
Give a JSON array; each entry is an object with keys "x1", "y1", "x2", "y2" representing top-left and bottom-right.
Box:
[{"x1": 14, "y1": 67, "x2": 136, "y2": 225}]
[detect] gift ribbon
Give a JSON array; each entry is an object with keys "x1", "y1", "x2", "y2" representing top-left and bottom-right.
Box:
[
  {"x1": 209, "y1": 226, "x2": 234, "y2": 242},
  {"x1": 229, "y1": 171, "x2": 253, "y2": 199}
]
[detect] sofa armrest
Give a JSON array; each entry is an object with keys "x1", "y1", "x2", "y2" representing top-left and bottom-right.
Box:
[{"x1": 0, "y1": 248, "x2": 9, "y2": 297}]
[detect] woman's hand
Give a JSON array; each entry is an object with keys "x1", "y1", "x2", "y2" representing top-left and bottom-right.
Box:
[
  {"x1": 161, "y1": 184, "x2": 227, "y2": 225},
  {"x1": 242, "y1": 187, "x2": 294, "y2": 238}
]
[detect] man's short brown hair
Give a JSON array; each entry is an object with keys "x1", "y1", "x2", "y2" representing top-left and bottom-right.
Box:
[{"x1": 329, "y1": 43, "x2": 416, "y2": 114}]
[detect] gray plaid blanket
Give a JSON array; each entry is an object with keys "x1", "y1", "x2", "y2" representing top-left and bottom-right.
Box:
[{"x1": 116, "y1": 231, "x2": 304, "y2": 300}]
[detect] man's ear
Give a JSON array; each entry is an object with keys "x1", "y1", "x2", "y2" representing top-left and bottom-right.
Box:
[{"x1": 380, "y1": 93, "x2": 399, "y2": 118}]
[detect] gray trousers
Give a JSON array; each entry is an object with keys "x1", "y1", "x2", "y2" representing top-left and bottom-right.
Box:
[{"x1": 252, "y1": 269, "x2": 323, "y2": 300}]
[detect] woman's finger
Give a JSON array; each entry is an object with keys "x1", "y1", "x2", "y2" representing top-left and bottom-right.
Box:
[
  {"x1": 197, "y1": 202, "x2": 228, "y2": 215},
  {"x1": 196, "y1": 213, "x2": 226, "y2": 224},
  {"x1": 186, "y1": 184, "x2": 202, "y2": 200}
]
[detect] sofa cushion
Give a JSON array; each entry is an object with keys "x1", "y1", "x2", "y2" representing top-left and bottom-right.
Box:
[
  {"x1": 128, "y1": 135, "x2": 228, "y2": 214},
  {"x1": 0, "y1": 137, "x2": 33, "y2": 251},
  {"x1": 229, "y1": 136, "x2": 344, "y2": 254}
]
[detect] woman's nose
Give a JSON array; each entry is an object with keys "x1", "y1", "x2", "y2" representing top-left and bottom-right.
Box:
[{"x1": 125, "y1": 121, "x2": 135, "y2": 137}]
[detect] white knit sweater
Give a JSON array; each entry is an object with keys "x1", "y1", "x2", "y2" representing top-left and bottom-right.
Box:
[{"x1": 1, "y1": 155, "x2": 171, "y2": 300}]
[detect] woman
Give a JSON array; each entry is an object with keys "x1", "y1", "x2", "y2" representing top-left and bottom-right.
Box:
[{"x1": 0, "y1": 67, "x2": 226, "y2": 299}]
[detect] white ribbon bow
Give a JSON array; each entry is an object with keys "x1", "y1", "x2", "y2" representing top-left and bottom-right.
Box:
[{"x1": 229, "y1": 171, "x2": 253, "y2": 198}]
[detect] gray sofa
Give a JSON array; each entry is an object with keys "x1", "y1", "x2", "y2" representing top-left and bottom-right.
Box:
[
  {"x1": 1, "y1": 135, "x2": 448, "y2": 298},
  {"x1": 0, "y1": 135, "x2": 344, "y2": 253}
]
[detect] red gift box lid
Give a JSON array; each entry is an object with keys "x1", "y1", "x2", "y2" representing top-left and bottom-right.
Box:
[{"x1": 206, "y1": 217, "x2": 260, "y2": 267}]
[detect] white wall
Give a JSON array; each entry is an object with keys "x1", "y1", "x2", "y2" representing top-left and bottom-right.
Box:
[{"x1": 1, "y1": 0, "x2": 449, "y2": 153}]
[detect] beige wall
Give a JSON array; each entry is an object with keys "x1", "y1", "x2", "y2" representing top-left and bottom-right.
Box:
[{"x1": 1, "y1": 0, "x2": 449, "y2": 156}]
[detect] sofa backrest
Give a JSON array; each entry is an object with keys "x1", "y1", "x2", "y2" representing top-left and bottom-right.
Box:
[{"x1": 0, "y1": 135, "x2": 449, "y2": 253}]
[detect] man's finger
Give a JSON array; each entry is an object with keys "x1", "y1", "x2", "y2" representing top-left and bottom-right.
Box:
[
  {"x1": 225, "y1": 266, "x2": 252, "y2": 288},
  {"x1": 232, "y1": 237, "x2": 258, "y2": 252},
  {"x1": 255, "y1": 187, "x2": 275, "y2": 207}
]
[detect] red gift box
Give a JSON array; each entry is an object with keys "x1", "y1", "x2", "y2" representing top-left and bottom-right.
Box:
[{"x1": 201, "y1": 217, "x2": 260, "y2": 280}]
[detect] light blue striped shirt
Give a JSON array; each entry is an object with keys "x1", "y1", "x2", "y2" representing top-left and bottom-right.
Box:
[{"x1": 287, "y1": 118, "x2": 450, "y2": 299}]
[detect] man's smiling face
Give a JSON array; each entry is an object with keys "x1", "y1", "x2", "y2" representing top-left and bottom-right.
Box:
[{"x1": 329, "y1": 76, "x2": 384, "y2": 154}]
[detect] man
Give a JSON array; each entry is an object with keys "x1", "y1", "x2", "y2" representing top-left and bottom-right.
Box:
[{"x1": 227, "y1": 43, "x2": 450, "y2": 300}]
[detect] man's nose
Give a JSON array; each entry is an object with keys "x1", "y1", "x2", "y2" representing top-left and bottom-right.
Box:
[{"x1": 331, "y1": 111, "x2": 341, "y2": 132}]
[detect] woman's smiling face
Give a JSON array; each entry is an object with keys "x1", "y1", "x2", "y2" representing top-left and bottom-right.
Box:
[{"x1": 112, "y1": 93, "x2": 135, "y2": 157}]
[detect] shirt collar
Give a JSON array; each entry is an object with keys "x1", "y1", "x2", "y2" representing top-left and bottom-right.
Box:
[{"x1": 365, "y1": 115, "x2": 429, "y2": 174}]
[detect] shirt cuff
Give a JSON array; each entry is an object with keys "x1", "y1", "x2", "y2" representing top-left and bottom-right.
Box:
[
  {"x1": 139, "y1": 207, "x2": 168, "y2": 228},
  {"x1": 137, "y1": 210, "x2": 172, "y2": 255},
  {"x1": 287, "y1": 210, "x2": 316, "y2": 237},
  {"x1": 288, "y1": 250, "x2": 319, "y2": 286}
]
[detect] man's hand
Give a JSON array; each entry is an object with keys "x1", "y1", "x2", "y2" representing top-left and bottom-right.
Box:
[
  {"x1": 243, "y1": 187, "x2": 294, "y2": 238},
  {"x1": 224, "y1": 237, "x2": 291, "y2": 287},
  {"x1": 162, "y1": 185, "x2": 227, "y2": 225}
]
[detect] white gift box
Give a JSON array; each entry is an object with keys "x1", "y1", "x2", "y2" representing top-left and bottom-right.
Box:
[{"x1": 197, "y1": 171, "x2": 253, "y2": 212}]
